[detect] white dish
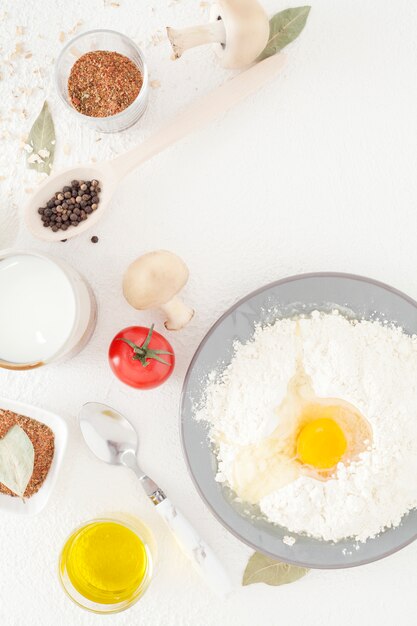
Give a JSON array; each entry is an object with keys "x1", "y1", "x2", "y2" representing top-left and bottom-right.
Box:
[{"x1": 0, "y1": 397, "x2": 68, "y2": 515}]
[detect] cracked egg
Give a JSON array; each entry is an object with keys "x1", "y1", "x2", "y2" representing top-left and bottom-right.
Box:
[{"x1": 232, "y1": 332, "x2": 373, "y2": 504}]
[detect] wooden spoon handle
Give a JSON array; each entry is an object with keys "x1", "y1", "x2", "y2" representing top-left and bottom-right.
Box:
[{"x1": 110, "y1": 53, "x2": 286, "y2": 180}]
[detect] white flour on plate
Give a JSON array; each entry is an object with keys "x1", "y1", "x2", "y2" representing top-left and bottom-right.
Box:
[{"x1": 195, "y1": 311, "x2": 417, "y2": 542}]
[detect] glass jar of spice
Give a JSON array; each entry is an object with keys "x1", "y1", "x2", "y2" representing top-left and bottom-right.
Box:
[{"x1": 55, "y1": 30, "x2": 149, "y2": 133}]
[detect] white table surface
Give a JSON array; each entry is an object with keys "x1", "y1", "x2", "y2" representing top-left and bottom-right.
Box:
[{"x1": 2, "y1": 0, "x2": 417, "y2": 624}]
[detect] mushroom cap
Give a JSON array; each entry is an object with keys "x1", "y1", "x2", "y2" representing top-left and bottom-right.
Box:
[
  {"x1": 210, "y1": 0, "x2": 270, "y2": 69},
  {"x1": 123, "y1": 250, "x2": 190, "y2": 310}
]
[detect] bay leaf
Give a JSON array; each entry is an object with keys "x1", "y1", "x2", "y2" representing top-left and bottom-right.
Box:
[
  {"x1": 242, "y1": 552, "x2": 309, "y2": 587},
  {"x1": 26, "y1": 100, "x2": 55, "y2": 174},
  {"x1": 258, "y1": 6, "x2": 311, "y2": 61},
  {"x1": 0, "y1": 425, "x2": 35, "y2": 498}
]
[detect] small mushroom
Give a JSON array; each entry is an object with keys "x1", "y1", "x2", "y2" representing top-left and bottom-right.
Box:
[
  {"x1": 167, "y1": 0, "x2": 269, "y2": 70},
  {"x1": 123, "y1": 250, "x2": 194, "y2": 331}
]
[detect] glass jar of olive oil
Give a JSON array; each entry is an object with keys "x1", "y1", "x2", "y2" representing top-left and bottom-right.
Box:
[{"x1": 59, "y1": 517, "x2": 155, "y2": 614}]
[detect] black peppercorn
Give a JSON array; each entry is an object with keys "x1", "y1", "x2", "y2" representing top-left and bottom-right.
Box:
[{"x1": 37, "y1": 178, "x2": 101, "y2": 233}]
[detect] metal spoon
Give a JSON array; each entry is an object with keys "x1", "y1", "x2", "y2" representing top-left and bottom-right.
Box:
[
  {"x1": 79, "y1": 402, "x2": 232, "y2": 597},
  {"x1": 24, "y1": 53, "x2": 286, "y2": 243}
]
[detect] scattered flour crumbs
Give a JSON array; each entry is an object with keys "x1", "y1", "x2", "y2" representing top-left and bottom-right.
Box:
[{"x1": 195, "y1": 311, "x2": 417, "y2": 542}]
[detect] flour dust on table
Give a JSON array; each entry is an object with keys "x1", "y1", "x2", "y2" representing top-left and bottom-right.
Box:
[{"x1": 196, "y1": 311, "x2": 417, "y2": 542}]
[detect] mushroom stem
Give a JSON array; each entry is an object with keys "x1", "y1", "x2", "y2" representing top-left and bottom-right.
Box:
[
  {"x1": 161, "y1": 296, "x2": 194, "y2": 331},
  {"x1": 167, "y1": 20, "x2": 226, "y2": 59}
]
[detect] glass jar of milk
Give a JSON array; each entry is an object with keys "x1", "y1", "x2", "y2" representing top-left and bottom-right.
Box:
[{"x1": 0, "y1": 250, "x2": 97, "y2": 369}]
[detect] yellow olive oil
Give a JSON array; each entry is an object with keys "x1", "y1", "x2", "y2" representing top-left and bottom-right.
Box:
[{"x1": 61, "y1": 520, "x2": 148, "y2": 605}]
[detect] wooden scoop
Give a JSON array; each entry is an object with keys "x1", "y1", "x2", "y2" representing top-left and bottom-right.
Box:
[{"x1": 25, "y1": 53, "x2": 286, "y2": 242}]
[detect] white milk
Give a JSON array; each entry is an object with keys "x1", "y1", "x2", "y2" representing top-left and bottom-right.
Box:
[{"x1": 0, "y1": 254, "x2": 77, "y2": 364}]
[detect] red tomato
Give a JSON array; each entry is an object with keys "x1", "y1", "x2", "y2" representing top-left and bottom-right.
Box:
[{"x1": 108, "y1": 325, "x2": 175, "y2": 389}]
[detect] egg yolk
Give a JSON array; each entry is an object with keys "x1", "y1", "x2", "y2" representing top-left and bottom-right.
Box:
[{"x1": 296, "y1": 417, "x2": 347, "y2": 469}]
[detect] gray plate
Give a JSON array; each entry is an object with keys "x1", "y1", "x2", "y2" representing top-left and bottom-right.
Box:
[{"x1": 180, "y1": 273, "x2": 417, "y2": 568}]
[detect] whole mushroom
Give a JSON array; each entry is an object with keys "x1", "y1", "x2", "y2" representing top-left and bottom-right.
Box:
[
  {"x1": 123, "y1": 250, "x2": 194, "y2": 331},
  {"x1": 167, "y1": 0, "x2": 270, "y2": 70}
]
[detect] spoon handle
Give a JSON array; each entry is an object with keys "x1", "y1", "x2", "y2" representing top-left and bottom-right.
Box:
[
  {"x1": 110, "y1": 52, "x2": 286, "y2": 181},
  {"x1": 155, "y1": 497, "x2": 233, "y2": 598}
]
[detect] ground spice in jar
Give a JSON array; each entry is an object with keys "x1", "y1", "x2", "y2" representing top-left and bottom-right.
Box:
[
  {"x1": 68, "y1": 50, "x2": 143, "y2": 117},
  {"x1": 0, "y1": 409, "x2": 55, "y2": 498}
]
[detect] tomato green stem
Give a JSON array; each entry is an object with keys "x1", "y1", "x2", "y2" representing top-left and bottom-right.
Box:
[{"x1": 117, "y1": 324, "x2": 173, "y2": 367}]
